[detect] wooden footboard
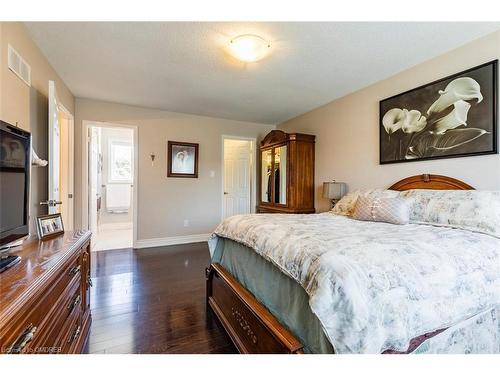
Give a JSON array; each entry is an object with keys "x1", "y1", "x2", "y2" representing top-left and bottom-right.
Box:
[{"x1": 206, "y1": 263, "x2": 304, "y2": 354}]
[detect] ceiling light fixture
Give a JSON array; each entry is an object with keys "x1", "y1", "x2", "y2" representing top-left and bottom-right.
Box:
[{"x1": 228, "y1": 34, "x2": 271, "y2": 63}]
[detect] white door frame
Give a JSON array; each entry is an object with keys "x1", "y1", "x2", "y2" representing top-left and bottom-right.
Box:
[
  {"x1": 82, "y1": 120, "x2": 139, "y2": 248},
  {"x1": 221, "y1": 135, "x2": 256, "y2": 221},
  {"x1": 57, "y1": 103, "x2": 75, "y2": 230}
]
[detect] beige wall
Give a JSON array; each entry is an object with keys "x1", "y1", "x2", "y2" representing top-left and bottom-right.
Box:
[
  {"x1": 279, "y1": 31, "x2": 500, "y2": 213},
  {"x1": 0, "y1": 22, "x2": 75, "y2": 231},
  {"x1": 75, "y1": 98, "x2": 274, "y2": 240}
]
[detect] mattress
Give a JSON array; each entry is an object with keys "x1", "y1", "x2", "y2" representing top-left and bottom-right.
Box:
[{"x1": 209, "y1": 213, "x2": 500, "y2": 354}]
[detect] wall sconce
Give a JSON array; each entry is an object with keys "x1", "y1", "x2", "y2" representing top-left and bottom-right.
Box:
[{"x1": 322, "y1": 180, "x2": 347, "y2": 209}]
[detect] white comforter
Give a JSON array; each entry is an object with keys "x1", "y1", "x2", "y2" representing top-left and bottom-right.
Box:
[{"x1": 208, "y1": 213, "x2": 500, "y2": 354}]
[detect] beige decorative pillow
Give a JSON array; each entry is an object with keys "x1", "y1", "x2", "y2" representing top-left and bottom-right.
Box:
[
  {"x1": 330, "y1": 191, "x2": 360, "y2": 216},
  {"x1": 352, "y1": 196, "x2": 412, "y2": 225},
  {"x1": 331, "y1": 189, "x2": 400, "y2": 216}
]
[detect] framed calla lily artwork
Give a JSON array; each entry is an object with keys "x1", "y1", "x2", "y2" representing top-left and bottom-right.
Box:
[{"x1": 379, "y1": 60, "x2": 497, "y2": 164}]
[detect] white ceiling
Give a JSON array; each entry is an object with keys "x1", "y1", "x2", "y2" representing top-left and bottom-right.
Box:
[{"x1": 25, "y1": 22, "x2": 500, "y2": 124}]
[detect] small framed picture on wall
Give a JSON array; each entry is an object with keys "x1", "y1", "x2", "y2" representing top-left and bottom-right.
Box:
[
  {"x1": 167, "y1": 141, "x2": 199, "y2": 178},
  {"x1": 36, "y1": 213, "x2": 64, "y2": 240}
]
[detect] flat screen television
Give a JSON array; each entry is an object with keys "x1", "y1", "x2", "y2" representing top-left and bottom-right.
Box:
[{"x1": 0, "y1": 120, "x2": 31, "y2": 248}]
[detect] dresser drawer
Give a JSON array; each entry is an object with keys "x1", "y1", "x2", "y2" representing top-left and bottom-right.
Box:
[
  {"x1": 37, "y1": 279, "x2": 82, "y2": 352},
  {"x1": 2, "y1": 251, "x2": 82, "y2": 354},
  {"x1": 59, "y1": 308, "x2": 82, "y2": 354}
]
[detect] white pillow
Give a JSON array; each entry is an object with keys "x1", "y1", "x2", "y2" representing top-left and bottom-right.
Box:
[{"x1": 400, "y1": 189, "x2": 500, "y2": 238}]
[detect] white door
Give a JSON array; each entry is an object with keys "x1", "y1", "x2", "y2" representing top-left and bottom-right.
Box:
[
  {"x1": 47, "y1": 80, "x2": 61, "y2": 214},
  {"x1": 58, "y1": 112, "x2": 75, "y2": 230},
  {"x1": 89, "y1": 127, "x2": 101, "y2": 235},
  {"x1": 223, "y1": 139, "x2": 252, "y2": 219}
]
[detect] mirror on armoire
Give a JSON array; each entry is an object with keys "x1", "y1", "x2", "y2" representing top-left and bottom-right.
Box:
[
  {"x1": 274, "y1": 145, "x2": 287, "y2": 205},
  {"x1": 261, "y1": 149, "x2": 272, "y2": 203}
]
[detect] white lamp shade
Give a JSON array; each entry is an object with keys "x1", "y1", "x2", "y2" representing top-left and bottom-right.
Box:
[{"x1": 322, "y1": 181, "x2": 346, "y2": 200}]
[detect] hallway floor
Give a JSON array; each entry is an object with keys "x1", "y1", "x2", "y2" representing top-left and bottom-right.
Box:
[{"x1": 92, "y1": 222, "x2": 133, "y2": 251}]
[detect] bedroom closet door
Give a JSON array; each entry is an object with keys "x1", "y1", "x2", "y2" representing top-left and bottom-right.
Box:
[{"x1": 223, "y1": 138, "x2": 254, "y2": 219}]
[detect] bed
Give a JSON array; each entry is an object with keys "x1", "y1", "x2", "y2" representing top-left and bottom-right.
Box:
[{"x1": 206, "y1": 174, "x2": 500, "y2": 354}]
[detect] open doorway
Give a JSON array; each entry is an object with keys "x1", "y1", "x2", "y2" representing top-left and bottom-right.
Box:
[
  {"x1": 222, "y1": 136, "x2": 256, "y2": 220},
  {"x1": 87, "y1": 123, "x2": 136, "y2": 251}
]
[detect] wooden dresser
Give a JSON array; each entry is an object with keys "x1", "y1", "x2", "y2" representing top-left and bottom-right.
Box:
[
  {"x1": 0, "y1": 230, "x2": 92, "y2": 354},
  {"x1": 257, "y1": 130, "x2": 315, "y2": 214}
]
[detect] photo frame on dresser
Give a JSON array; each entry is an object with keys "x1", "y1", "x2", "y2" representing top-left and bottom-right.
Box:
[
  {"x1": 36, "y1": 213, "x2": 64, "y2": 240},
  {"x1": 380, "y1": 60, "x2": 498, "y2": 164}
]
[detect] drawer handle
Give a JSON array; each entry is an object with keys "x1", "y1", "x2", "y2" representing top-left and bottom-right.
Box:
[
  {"x1": 68, "y1": 265, "x2": 81, "y2": 277},
  {"x1": 87, "y1": 273, "x2": 93, "y2": 287},
  {"x1": 7, "y1": 324, "x2": 37, "y2": 354},
  {"x1": 68, "y1": 325, "x2": 81, "y2": 344},
  {"x1": 67, "y1": 294, "x2": 81, "y2": 313}
]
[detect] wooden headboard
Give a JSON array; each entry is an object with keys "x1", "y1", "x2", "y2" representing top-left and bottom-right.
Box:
[{"x1": 389, "y1": 174, "x2": 474, "y2": 191}]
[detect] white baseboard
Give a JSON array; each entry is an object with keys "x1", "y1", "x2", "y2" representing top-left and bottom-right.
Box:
[{"x1": 135, "y1": 233, "x2": 211, "y2": 249}]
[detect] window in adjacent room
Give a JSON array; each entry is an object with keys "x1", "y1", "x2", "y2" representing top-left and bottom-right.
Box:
[{"x1": 109, "y1": 141, "x2": 132, "y2": 183}]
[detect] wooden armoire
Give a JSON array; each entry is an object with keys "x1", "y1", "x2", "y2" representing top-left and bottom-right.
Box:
[{"x1": 257, "y1": 130, "x2": 315, "y2": 214}]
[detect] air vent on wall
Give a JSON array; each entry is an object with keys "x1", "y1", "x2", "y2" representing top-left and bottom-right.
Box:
[{"x1": 8, "y1": 44, "x2": 31, "y2": 87}]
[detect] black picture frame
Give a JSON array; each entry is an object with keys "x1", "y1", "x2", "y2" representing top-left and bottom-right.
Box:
[
  {"x1": 167, "y1": 141, "x2": 199, "y2": 178},
  {"x1": 379, "y1": 60, "x2": 498, "y2": 164}
]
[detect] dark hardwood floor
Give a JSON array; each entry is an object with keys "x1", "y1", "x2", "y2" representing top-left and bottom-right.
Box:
[{"x1": 83, "y1": 242, "x2": 237, "y2": 354}]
